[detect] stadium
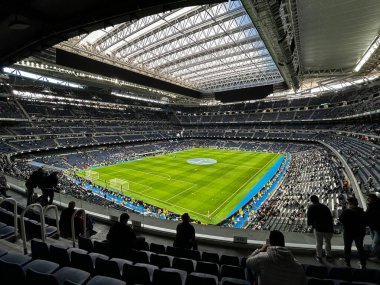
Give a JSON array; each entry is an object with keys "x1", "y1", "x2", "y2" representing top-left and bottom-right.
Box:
[{"x1": 0, "y1": 0, "x2": 379, "y2": 284}]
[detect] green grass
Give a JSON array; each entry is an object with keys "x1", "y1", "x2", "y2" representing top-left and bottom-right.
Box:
[{"x1": 76, "y1": 148, "x2": 282, "y2": 224}]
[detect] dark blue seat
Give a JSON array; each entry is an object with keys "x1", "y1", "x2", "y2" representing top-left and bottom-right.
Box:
[
  {"x1": 150, "y1": 243, "x2": 166, "y2": 254},
  {"x1": 153, "y1": 268, "x2": 186, "y2": 285},
  {"x1": 150, "y1": 253, "x2": 172, "y2": 268},
  {"x1": 78, "y1": 235, "x2": 94, "y2": 252},
  {"x1": 304, "y1": 264, "x2": 328, "y2": 279},
  {"x1": 31, "y1": 238, "x2": 50, "y2": 260},
  {"x1": 50, "y1": 244, "x2": 70, "y2": 267},
  {"x1": 185, "y1": 272, "x2": 218, "y2": 285},
  {"x1": 172, "y1": 257, "x2": 196, "y2": 273},
  {"x1": 221, "y1": 277, "x2": 251, "y2": 285},
  {"x1": 202, "y1": 252, "x2": 220, "y2": 264},
  {"x1": 352, "y1": 268, "x2": 380, "y2": 284},
  {"x1": 328, "y1": 267, "x2": 352, "y2": 282},
  {"x1": 94, "y1": 258, "x2": 121, "y2": 279},
  {"x1": 196, "y1": 261, "x2": 219, "y2": 277},
  {"x1": 86, "y1": 275, "x2": 126, "y2": 285},
  {"x1": 220, "y1": 255, "x2": 240, "y2": 266},
  {"x1": 220, "y1": 265, "x2": 246, "y2": 280}
]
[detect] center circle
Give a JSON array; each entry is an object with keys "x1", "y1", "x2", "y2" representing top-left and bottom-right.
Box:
[{"x1": 187, "y1": 158, "x2": 217, "y2": 165}]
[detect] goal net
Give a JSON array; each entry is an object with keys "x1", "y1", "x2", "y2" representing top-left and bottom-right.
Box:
[
  {"x1": 84, "y1": 170, "x2": 99, "y2": 181},
  {"x1": 109, "y1": 178, "x2": 129, "y2": 192}
]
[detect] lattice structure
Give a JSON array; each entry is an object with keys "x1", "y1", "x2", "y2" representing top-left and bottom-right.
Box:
[
  {"x1": 109, "y1": 178, "x2": 129, "y2": 191},
  {"x1": 57, "y1": 1, "x2": 283, "y2": 92}
]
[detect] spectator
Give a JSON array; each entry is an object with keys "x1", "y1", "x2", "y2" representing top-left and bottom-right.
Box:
[
  {"x1": 339, "y1": 197, "x2": 367, "y2": 269},
  {"x1": 366, "y1": 194, "x2": 380, "y2": 262},
  {"x1": 0, "y1": 172, "x2": 10, "y2": 198},
  {"x1": 107, "y1": 212, "x2": 136, "y2": 258},
  {"x1": 25, "y1": 167, "x2": 46, "y2": 205},
  {"x1": 59, "y1": 201, "x2": 95, "y2": 237},
  {"x1": 246, "y1": 230, "x2": 306, "y2": 285},
  {"x1": 39, "y1": 171, "x2": 59, "y2": 206},
  {"x1": 307, "y1": 195, "x2": 334, "y2": 262},
  {"x1": 174, "y1": 213, "x2": 197, "y2": 250},
  {"x1": 59, "y1": 201, "x2": 76, "y2": 237}
]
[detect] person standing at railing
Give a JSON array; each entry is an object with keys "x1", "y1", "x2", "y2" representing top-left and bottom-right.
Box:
[{"x1": 25, "y1": 167, "x2": 46, "y2": 205}]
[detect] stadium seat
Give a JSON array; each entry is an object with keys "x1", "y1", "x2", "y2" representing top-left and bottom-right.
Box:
[
  {"x1": 172, "y1": 257, "x2": 196, "y2": 273},
  {"x1": 0, "y1": 252, "x2": 32, "y2": 266},
  {"x1": 196, "y1": 261, "x2": 220, "y2": 277},
  {"x1": 109, "y1": 258, "x2": 133, "y2": 274},
  {"x1": 93, "y1": 240, "x2": 111, "y2": 256},
  {"x1": 50, "y1": 244, "x2": 71, "y2": 267},
  {"x1": 304, "y1": 264, "x2": 328, "y2": 279},
  {"x1": 150, "y1": 253, "x2": 173, "y2": 268},
  {"x1": 31, "y1": 238, "x2": 50, "y2": 260},
  {"x1": 86, "y1": 275, "x2": 126, "y2": 285},
  {"x1": 150, "y1": 243, "x2": 166, "y2": 254},
  {"x1": 220, "y1": 255, "x2": 240, "y2": 266},
  {"x1": 70, "y1": 251, "x2": 94, "y2": 274},
  {"x1": 136, "y1": 240, "x2": 149, "y2": 251},
  {"x1": 122, "y1": 263, "x2": 158, "y2": 285},
  {"x1": 0, "y1": 247, "x2": 7, "y2": 257},
  {"x1": 202, "y1": 251, "x2": 220, "y2": 264},
  {"x1": 94, "y1": 258, "x2": 121, "y2": 279},
  {"x1": 328, "y1": 267, "x2": 352, "y2": 282},
  {"x1": 27, "y1": 266, "x2": 91, "y2": 285},
  {"x1": 221, "y1": 277, "x2": 251, "y2": 285},
  {"x1": 153, "y1": 268, "x2": 187, "y2": 285},
  {"x1": 78, "y1": 235, "x2": 94, "y2": 252},
  {"x1": 183, "y1": 249, "x2": 201, "y2": 261},
  {"x1": 220, "y1": 264, "x2": 246, "y2": 280},
  {"x1": 185, "y1": 272, "x2": 218, "y2": 285},
  {"x1": 167, "y1": 246, "x2": 185, "y2": 258},
  {"x1": 131, "y1": 249, "x2": 149, "y2": 264},
  {"x1": 307, "y1": 277, "x2": 335, "y2": 285},
  {"x1": 352, "y1": 268, "x2": 380, "y2": 284}
]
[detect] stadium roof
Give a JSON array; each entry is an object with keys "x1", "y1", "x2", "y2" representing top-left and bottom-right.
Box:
[
  {"x1": 56, "y1": 1, "x2": 283, "y2": 93},
  {"x1": 0, "y1": 0, "x2": 380, "y2": 101}
]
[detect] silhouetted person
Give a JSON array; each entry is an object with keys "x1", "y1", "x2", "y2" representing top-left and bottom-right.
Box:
[
  {"x1": 366, "y1": 194, "x2": 380, "y2": 262},
  {"x1": 174, "y1": 213, "x2": 197, "y2": 250},
  {"x1": 339, "y1": 197, "x2": 367, "y2": 269},
  {"x1": 0, "y1": 172, "x2": 10, "y2": 198},
  {"x1": 59, "y1": 201, "x2": 76, "y2": 237},
  {"x1": 107, "y1": 213, "x2": 136, "y2": 258},
  {"x1": 307, "y1": 195, "x2": 334, "y2": 262},
  {"x1": 39, "y1": 171, "x2": 59, "y2": 206},
  {"x1": 25, "y1": 167, "x2": 46, "y2": 205},
  {"x1": 246, "y1": 230, "x2": 306, "y2": 285}
]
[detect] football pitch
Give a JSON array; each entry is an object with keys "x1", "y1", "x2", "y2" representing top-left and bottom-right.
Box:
[{"x1": 77, "y1": 148, "x2": 282, "y2": 224}]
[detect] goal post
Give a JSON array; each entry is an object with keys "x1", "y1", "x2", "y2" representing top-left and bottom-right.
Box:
[{"x1": 109, "y1": 178, "x2": 129, "y2": 192}]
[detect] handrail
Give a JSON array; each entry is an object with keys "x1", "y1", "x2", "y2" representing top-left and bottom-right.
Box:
[
  {"x1": 20, "y1": 203, "x2": 45, "y2": 255},
  {"x1": 71, "y1": 208, "x2": 86, "y2": 248},
  {"x1": 0, "y1": 197, "x2": 18, "y2": 240},
  {"x1": 43, "y1": 204, "x2": 60, "y2": 237}
]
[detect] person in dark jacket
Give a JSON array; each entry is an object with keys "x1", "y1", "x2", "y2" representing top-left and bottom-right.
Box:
[
  {"x1": 39, "y1": 172, "x2": 59, "y2": 206},
  {"x1": 366, "y1": 194, "x2": 380, "y2": 262},
  {"x1": 59, "y1": 201, "x2": 76, "y2": 237},
  {"x1": 173, "y1": 213, "x2": 197, "y2": 250},
  {"x1": 25, "y1": 167, "x2": 46, "y2": 205},
  {"x1": 0, "y1": 172, "x2": 10, "y2": 198},
  {"x1": 107, "y1": 213, "x2": 136, "y2": 258},
  {"x1": 339, "y1": 197, "x2": 367, "y2": 269},
  {"x1": 307, "y1": 195, "x2": 334, "y2": 262}
]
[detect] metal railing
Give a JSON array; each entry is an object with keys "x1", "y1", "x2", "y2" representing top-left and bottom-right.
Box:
[
  {"x1": 71, "y1": 208, "x2": 86, "y2": 248},
  {"x1": 20, "y1": 203, "x2": 45, "y2": 255},
  {"x1": 43, "y1": 204, "x2": 60, "y2": 238}
]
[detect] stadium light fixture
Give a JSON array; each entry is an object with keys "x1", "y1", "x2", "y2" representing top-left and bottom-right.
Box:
[{"x1": 354, "y1": 35, "x2": 380, "y2": 72}]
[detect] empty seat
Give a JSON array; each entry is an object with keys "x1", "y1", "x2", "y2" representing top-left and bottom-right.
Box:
[
  {"x1": 167, "y1": 246, "x2": 185, "y2": 258},
  {"x1": 304, "y1": 264, "x2": 328, "y2": 279},
  {"x1": 70, "y1": 251, "x2": 94, "y2": 274},
  {"x1": 122, "y1": 263, "x2": 158, "y2": 285},
  {"x1": 131, "y1": 249, "x2": 149, "y2": 264},
  {"x1": 93, "y1": 240, "x2": 111, "y2": 256},
  {"x1": 0, "y1": 247, "x2": 7, "y2": 257},
  {"x1": 220, "y1": 255, "x2": 240, "y2": 266},
  {"x1": 328, "y1": 267, "x2": 352, "y2": 282},
  {"x1": 352, "y1": 269, "x2": 380, "y2": 284},
  {"x1": 94, "y1": 258, "x2": 121, "y2": 279},
  {"x1": 202, "y1": 252, "x2": 220, "y2": 264},
  {"x1": 220, "y1": 265, "x2": 246, "y2": 280},
  {"x1": 27, "y1": 266, "x2": 90, "y2": 285},
  {"x1": 172, "y1": 257, "x2": 196, "y2": 273},
  {"x1": 183, "y1": 249, "x2": 201, "y2": 261},
  {"x1": 307, "y1": 278, "x2": 335, "y2": 285},
  {"x1": 109, "y1": 258, "x2": 132, "y2": 274},
  {"x1": 185, "y1": 272, "x2": 218, "y2": 285},
  {"x1": 78, "y1": 235, "x2": 94, "y2": 252},
  {"x1": 50, "y1": 244, "x2": 70, "y2": 267},
  {"x1": 196, "y1": 261, "x2": 219, "y2": 277},
  {"x1": 221, "y1": 277, "x2": 251, "y2": 285},
  {"x1": 153, "y1": 268, "x2": 186, "y2": 285},
  {"x1": 87, "y1": 275, "x2": 126, "y2": 285},
  {"x1": 31, "y1": 239, "x2": 50, "y2": 260},
  {"x1": 0, "y1": 252, "x2": 32, "y2": 266},
  {"x1": 150, "y1": 243, "x2": 166, "y2": 254},
  {"x1": 150, "y1": 253, "x2": 172, "y2": 268},
  {"x1": 135, "y1": 240, "x2": 149, "y2": 251}
]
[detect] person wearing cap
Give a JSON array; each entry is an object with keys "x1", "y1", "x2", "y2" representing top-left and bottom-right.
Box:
[
  {"x1": 174, "y1": 213, "x2": 197, "y2": 250},
  {"x1": 307, "y1": 195, "x2": 334, "y2": 262}
]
